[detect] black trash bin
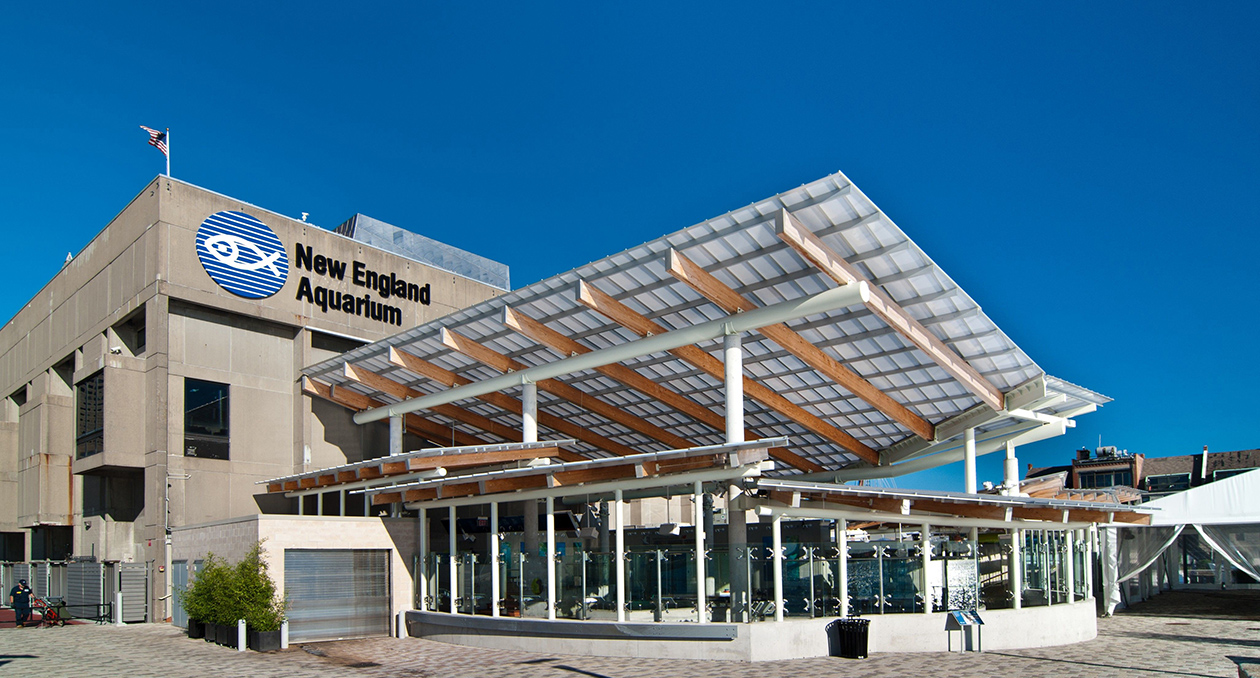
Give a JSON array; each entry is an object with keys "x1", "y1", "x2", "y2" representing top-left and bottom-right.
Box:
[{"x1": 827, "y1": 617, "x2": 869, "y2": 659}]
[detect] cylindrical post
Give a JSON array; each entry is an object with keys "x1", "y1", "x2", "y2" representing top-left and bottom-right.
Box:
[
  {"x1": 297, "y1": 495, "x2": 304, "y2": 516},
  {"x1": 339, "y1": 489, "x2": 346, "y2": 517},
  {"x1": 964, "y1": 427, "x2": 977, "y2": 494},
  {"x1": 772, "y1": 513, "x2": 784, "y2": 622},
  {"x1": 237, "y1": 618, "x2": 246, "y2": 652},
  {"x1": 449, "y1": 506, "x2": 457, "y2": 614},
  {"x1": 1003, "y1": 441, "x2": 1020, "y2": 495},
  {"x1": 694, "y1": 481, "x2": 706, "y2": 623},
  {"x1": 615, "y1": 488, "x2": 626, "y2": 622},
  {"x1": 418, "y1": 507, "x2": 428, "y2": 610},
  {"x1": 838, "y1": 518, "x2": 849, "y2": 618},
  {"x1": 396, "y1": 610, "x2": 406, "y2": 638},
  {"x1": 114, "y1": 590, "x2": 124, "y2": 626},
  {"x1": 316, "y1": 492, "x2": 324, "y2": 516},
  {"x1": 723, "y1": 333, "x2": 744, "y2": 444},
  {"x1": 491, "y1": 502, "x2": 501, "y2": 617},
  {"x1": 546, "y1": 495, "x2": 556, "y2": 620},
  {"x1": 390, "y1": 414, "x2": 404, "y2": 456},
  {"x1": 921, "y1": 523, "x2": 932, "y2": 614},
  {"x1": 522, "y1": 382, "x2": 538, "y2": 443},
  {"x1": 1011, "y1": 528, "x2": 1023, "y2": 610},
  {"x1": 280, "y1": 620, "x2": 289, "y2": 649}
]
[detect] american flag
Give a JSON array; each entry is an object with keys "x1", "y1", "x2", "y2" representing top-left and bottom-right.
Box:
[{"x1": 140, "y1": 126, "x2": 168, "y2": 156}]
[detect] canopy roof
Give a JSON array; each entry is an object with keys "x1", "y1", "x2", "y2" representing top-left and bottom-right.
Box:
[{"x1": 302, "y1": 171, "x2": 1108, "y2": 479}]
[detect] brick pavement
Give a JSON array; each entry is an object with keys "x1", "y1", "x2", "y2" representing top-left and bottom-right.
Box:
[{"x1": 2, "y1": 592, "x2": 1258, "y2": 678}]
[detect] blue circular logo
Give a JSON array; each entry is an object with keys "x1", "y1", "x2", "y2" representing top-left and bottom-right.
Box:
[{"x1": 195, "y1": 211, "x2": 289, "y2": 299}]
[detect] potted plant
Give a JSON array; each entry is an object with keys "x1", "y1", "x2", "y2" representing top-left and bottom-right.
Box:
[
  {"x1": 181, "y1": 553, "x2": 229, "y2": 640},
  {"x1": 236, "y1": 541, "x2": 287, "y2": 652}
]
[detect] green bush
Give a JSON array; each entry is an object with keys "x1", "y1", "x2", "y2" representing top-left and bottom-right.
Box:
[{"x1": 179, "y1": 542, "x2": 286, "y2": 632}]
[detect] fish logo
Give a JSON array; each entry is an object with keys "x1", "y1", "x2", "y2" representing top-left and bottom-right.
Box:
[{"x1": 195, "y1": 211, "x2": 289, "y2": 299}]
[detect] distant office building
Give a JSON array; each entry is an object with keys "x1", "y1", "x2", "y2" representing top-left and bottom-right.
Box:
[{"x1": 1028, "y1": 446, "x2": 1259, "y2": 501}]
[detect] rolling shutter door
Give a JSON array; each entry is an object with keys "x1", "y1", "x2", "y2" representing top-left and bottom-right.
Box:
[{"x1": 285, "y1": 549, "x2": 390, "y2": 642}]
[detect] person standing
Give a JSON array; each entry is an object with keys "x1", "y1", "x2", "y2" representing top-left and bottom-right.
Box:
[{"x1": 9, "y1": 578, "x2": 32, "y2": 627}]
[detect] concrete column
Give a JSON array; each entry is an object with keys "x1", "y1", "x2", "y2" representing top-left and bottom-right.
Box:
[
  {"x1": 418, "y1": 507, "x2": 428, "y2": 610},
  {"x1": 723, "y1": 333, "x2": 745, "y2": 444},
  {"x1": 1003, "y1": 441, "x2": 1020, "y2": 495},
  {"x1": 921, "y1": 523, "x2": 932, "y2": 614},
  {"x1": 838, "y1": 518, "x2": 849, "y2": 617},
  {"x1": 727, "y1": 483, "x2": 749, "y2": 623},
  {"x1": 615, "y1": 489, "x2": 626, "y2": 623},
  {"x1": 964, "y1": 427, "x2": 977, "y2": 494},
  {"x1": 490, "y1": 502, "x2": 500, "y2": 617},
  {"x1": 772, "y1": 513, "x2": 784, "y2": 622},
  {"x1": 1011, "y1": 528, "x2": 1023, "y2": 610},
  {"x1": 448, "y1": 506, "x2": 457, "y2": 614},
  {"x1": 546, "y1": 495, "x2": 556, "y2": 620},
  {"x1": 694, "y1": 481, "x2": 706, "y2": 623},
  {"x1": 389, "y1": 414, "x2": 404, "y2": 456}
]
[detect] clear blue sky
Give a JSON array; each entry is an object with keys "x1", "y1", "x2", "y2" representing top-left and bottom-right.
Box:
[{"x1": 3, "y1": 3, "x2": 1257, "y2": 490}]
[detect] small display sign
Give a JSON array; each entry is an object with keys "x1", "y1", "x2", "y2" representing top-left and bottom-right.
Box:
[{"x1": 950, "y1": 610, "x2": 984, "y2": 626}]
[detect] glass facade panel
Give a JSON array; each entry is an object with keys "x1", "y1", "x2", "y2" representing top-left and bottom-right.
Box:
[
  {"x1": 75, "y1": 371, "x2": 104, "y2": 459},
  {"x1": 184, "y1": 378, "x2": 229, "y2": 459}
]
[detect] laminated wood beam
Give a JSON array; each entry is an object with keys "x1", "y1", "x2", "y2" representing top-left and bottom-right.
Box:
[
  {"x1": 576, "y1": 280, "x2": 863, "y2": 469},
  {"x1": 440, "y1": 328, "x2": 696, "y2": 452},
  {"x1": 344, "y1": 363, "x2": 522, "y2": 444},
  {"x1": 387, "y1": 347, "x2": 610, "y2": 460},
  {"x1": 667, "y1": 249, "x2": 934, "y2": 441},
  {"x1": 777, "y1": 209, "x2": 1004, "y2": 412},
  {"x1": 302, "y1": 376, "x2": 489, "y2": 448}
]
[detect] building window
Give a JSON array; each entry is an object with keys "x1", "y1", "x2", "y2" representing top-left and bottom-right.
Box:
[
  {"x1": 76, "y1": 371, "x2": 105, "y2": 459},
  {"x1": 1079, "y1": 470, "x2": 1132, "y2": 489},
  {"x1": 1213, "y1": 468, "x2": 1256, "y2": 482},
  {"x1": 1146, "y1": 473, "x2": 1191, "y2": 493},
  {"x1": 184, "y1": 378, "x2": 229, "y2": 459}
]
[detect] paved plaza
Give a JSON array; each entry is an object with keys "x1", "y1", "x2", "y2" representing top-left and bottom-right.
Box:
[{"x1": 2, "y1": 592, "x2": 1258, "y2": 678}]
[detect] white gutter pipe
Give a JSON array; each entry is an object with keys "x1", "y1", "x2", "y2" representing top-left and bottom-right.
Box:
[{"x1": 353, "y1": 281, "x2": 868, "y2": 424}]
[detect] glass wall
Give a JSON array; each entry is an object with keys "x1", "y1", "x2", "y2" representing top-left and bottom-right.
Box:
[
  {"x1": 929, "y1": 533, "x2": 979, "y2": 612},
  {"x1": 846, "y1": 535, "x2": 926, "y2": 614}
]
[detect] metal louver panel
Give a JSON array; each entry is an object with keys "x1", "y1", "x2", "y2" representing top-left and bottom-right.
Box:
[
  {"x1": 285, "y1": 549, "x2": 390, "y2": 642},
  {"x1": 33, "y1": 563, "x2": 49, "y2": 597},
  {"x1": 119, "y1": 563, "x2": 148, "y2": 622},
  {"x1": 65, "y1": 562, "x2": 104, "y2": 619},
  {"x1": 12, "y1": 563, "x2": 31, "y2": 589}
]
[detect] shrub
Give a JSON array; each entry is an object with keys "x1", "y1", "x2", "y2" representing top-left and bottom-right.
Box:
[
  {"x1": 181, "y1": 553, "x2": 232, "y2": 625},
  {"x1": 179, "y1": 542, "x2": 286, "y2": 632}
]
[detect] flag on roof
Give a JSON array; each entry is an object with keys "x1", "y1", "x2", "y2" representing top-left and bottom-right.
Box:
[{"x1": 140, "y1": 126, "x2": 168, "y2": 156}]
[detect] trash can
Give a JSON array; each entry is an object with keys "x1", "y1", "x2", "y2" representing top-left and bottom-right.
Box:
[{"x1": 827, "y1": 617, "x2": 869, "y2": 659}]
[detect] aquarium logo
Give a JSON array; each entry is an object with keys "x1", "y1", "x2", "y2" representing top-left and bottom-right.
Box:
[{"x1": 195, "y1": 211, "x2": 289, "y2": 299}]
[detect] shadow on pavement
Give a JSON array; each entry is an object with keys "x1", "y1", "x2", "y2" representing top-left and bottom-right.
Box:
[{"x1": 988, "y1": 651, "x2": 1224, "y2": 678}]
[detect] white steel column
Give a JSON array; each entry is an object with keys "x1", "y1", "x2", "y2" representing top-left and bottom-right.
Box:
[
  {"x1": 1066, "y1": 529, "x2": 1076, "y2": 603},
  {"x1": 418, "y1": 507, "x2": 428, "y2": 610},
  {"x1": 615, "y1": 488, "x2": 626, "y2": 622},
  {"x1": 1086, "y1": 525, "x2": 1095, "y2": 598},
  {"x1": 546, "y1": 495, "x2": 556, "y2": 620},
  {"x1": 490, "y1": 502, "x2": 500, "y2": 617},
  {"x1": 1003, "y1": 441, "x2": 1020, "y2": 495},
  {"x1": 390, "y1": 414, "x2": 404, "y2": 456},
  {"x1": 838, "y1": 518, "x2": 849, "y2": 617},
  {"x1": 316, "y1": 492, "x2": 323, "y2": 516},
  {"x1": 724, "y1": 333, "x2": 744, "y2": 444},
  {"x1": 772, "y1": 513, "x2": 784, "y2": 622},
  {"x1": 921, "y1": 523, "x2": 932, "y2": 614},
  {"x1": 297, "y1": 496, "x2": 304, "y2": 516},
  {"x1": 964, "y1": 427, "x2": 977, "y2": 494},
  {"x1": 523, "y1": 383, "x2": 540, "y2": 559},
  {"x1": 1011, "y1": 528, "x2": 1023, "y2": 610},
  {"x1": 339, "y1": 489, "x2": 346, "y2": 517},
  {"x1": 694, "y1": 480, "x2": 706, "y2": 623},
  {"x1": 448, "y1": 506, "x2": 457, "y2": 614}
]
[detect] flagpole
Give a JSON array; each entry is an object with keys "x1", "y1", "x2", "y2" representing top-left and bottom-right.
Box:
[{"x1": 166, "y1": 128, "x2": 171, "y2": 178}]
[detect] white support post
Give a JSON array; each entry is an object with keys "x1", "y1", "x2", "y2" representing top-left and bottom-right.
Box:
[
  {"x1": 546, "y1": 495, "x2": 556, "y2": 620},
  {"x1": 1086, "y1": 525, "x2": 1095, "y2": 599},
  {"x1": 339, "y1": 489, "x2": 346, "y2": 517},
  {"x1": 316, "y1": 491, "x2": 323, "y2": 516},
  {"x1": 694, "y1": 480, "x2": 706, "y2": 623},
  {"x1": 448, "y1": 506, "x2": 457, "y2": 614},
  {"x1": 615, "y1": 488, "x2": 626, "y2": 623},
  {"x1": 390, "y1": 414, "x2": 403, "y2": 455},
  {"x1": 490, "y1": 501, "x2": 500, "y2": 617},
  {"x1": 237, "y1": 618, "x2": 246, "y2": 652},
  {"x1": 772, "y1": 513, "x2": 784, "y2": 622},
  {"x1": 418, "y1": 507, "x2": 428, "y2": 610},
  {"x1": 1066, "y1": 529, "x2": 1077, "y2": 603},
  {"x1": 1011, "y1": 528, "x2": 1023, "y2": 610},
  {"x1": 522, "y1": 382, "x2": 538, "y2": 443},
  {"x1": 964, "y1": 427, "x2": 977, "y2": 494},
  {"x1": 921, "y1": 523, "x2": 932, "y2": 614},
  {"x1": 838, "y1": 518, "x2": 849, "y2": 617},
  {"x1": 1003, "y1": 441, "x2": 1020, "y2": 495},
  {"x1": 396, "y1": 610, "x2": 406, "y2": 638},
  {"x1": 297, "y1": 495, "x2": 304, "y2": 516},
  {"x1": 724, "y1": 333, "x2": 745, "y2": 444},
  {"x1": 280, "y1": 620, "x2": 289, "y2": 649},
  {"x1": 114, "y1": 590, "x2": 123, "y2": 626}
]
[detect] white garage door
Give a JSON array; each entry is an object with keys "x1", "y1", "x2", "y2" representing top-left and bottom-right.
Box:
[{"x1": 284, "y1": 549, "x2": 391, "y2": 643}]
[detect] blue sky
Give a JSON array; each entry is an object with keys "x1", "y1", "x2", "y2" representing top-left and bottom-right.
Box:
[{"x1": 3, "y1": 3, "x2": 1257, "y2": 490}]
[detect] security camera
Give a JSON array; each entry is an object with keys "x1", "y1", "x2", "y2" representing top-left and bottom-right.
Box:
[{"x1": 109, "y1": 346, "x2": 123, "y2": 355}]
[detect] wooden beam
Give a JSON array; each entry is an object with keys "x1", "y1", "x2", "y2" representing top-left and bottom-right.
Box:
[
  {"x1": 302, "y1": 376, "x2": 490, "y2": 448},
  {"x1": 575, "y1": 280, "x2": 861, "y2": 469},
  {"x1": 1110, "y1": 511, "x2": 1152, "y2": 526},
  {"x1": 482, "y1": 475, "x2": 550, "y2": 494},
  {"x1": 502, "y1": 306, "x2": 730, "y2": 432},
  {"x1": 816, "y1": 493, "x2": 908, "y2": 514},
  {"x1": 1010, "y1": 506, "x2": 1069, "y2": 522},
  {"x1": 440, "y1": 328, "x2": 698, "y2": 452},
  {"x1": 777, "y1": 209, "x2": 1005, "y2": 412},
  {"x1": 911, "y1": 499, "x2": 1007, "y2": 521},
  {"x1": 405, "y1": 447, "x2": 563, "y2": 471},
  {"x1": 343, "y1": 363, "x2": 523, "y2": 444},
  {"x1": 388, "y1": 347, "x2": 612, "y2": 460},
  {"x1": 667, "y1": 249, "x2": 934, "y2": 441}
]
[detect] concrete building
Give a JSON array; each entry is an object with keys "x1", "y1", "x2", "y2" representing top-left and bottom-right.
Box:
[{"x1": 0, "y1": 176, "x2": 508, "y2": 618}]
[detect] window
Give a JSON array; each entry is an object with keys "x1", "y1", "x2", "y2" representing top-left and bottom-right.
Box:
[
  {"x1": 1146, "y1": 473, "x2": 1191, "y2": 493},
  {"x1": 76, "y1": 371, "x2": 105, "y2": 459},
  {"x1": 1213, "y1": 468, "x2": 1257, "y2": 482},
  {"x1": 1078, "y1": 470, "x2": 1132, "y2": 489},
  {"x1": 184, "y1": 378, "x2": 229, "y2": 459}
]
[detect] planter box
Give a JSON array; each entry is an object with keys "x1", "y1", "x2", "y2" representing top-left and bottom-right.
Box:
[
  {"x1": 216, "y1": 623, "x2": 238, "y2": 648},
  {"x1": 205, "y1": 623, "x2": 220, "y2": 643},
  {"x1": 187, "y1": 619, "x2": 205, "y2": 639},
  {"x1": 248, "y1": 629, "x2": 282, "y2": 652}
]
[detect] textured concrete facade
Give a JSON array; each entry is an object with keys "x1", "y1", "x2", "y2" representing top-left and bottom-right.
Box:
[{"x1": 0, "y1": 175, "x2": 505, "y2": 618}]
